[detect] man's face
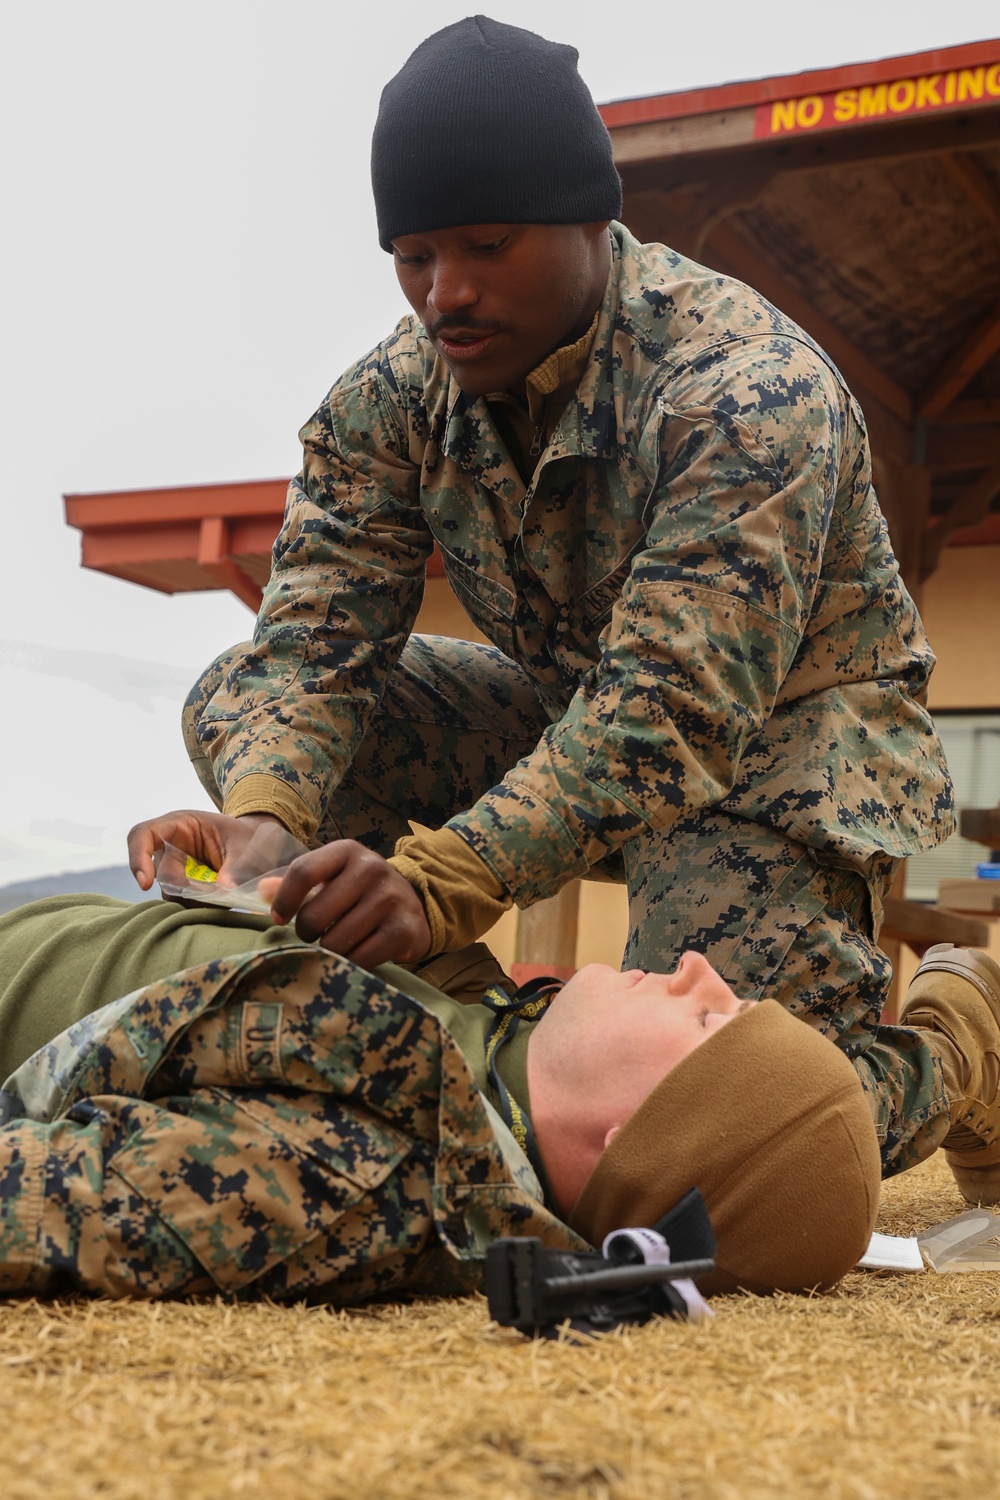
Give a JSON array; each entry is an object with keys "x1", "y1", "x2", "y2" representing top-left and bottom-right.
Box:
[
  {"x1": 548, "y1": 952, "x2": 755, "y2": 1124},
  {"x1": 391, "y1": 222, "x2": 610, "y2": 396}
]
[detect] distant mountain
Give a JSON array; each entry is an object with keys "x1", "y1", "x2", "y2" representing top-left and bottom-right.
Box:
[{"x1": 0, "y1": 865, "x2": 145, "y2": 915}]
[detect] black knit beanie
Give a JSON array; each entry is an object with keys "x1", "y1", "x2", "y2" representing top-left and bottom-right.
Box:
[{"x1": 371, "y1": 15, "x2": 622, "y2": 250}]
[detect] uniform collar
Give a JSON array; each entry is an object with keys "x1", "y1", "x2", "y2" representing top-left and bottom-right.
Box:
[{"x1": 493, "y1": 308, "x2": 600, "y2": 429}]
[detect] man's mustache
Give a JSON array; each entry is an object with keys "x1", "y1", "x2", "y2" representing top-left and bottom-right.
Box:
[{"x1": 427, "y1": 316, "x2": 503, "y2": 339}]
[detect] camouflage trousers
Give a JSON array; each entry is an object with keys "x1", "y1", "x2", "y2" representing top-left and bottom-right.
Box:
[{"x1": 186, "y1": 635, "x2": 951, "y2": 1176}]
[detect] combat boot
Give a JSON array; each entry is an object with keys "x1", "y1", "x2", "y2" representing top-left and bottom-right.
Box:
[{"x1": 900, "y1": 943, "x2": 1000, "y2": 1204}]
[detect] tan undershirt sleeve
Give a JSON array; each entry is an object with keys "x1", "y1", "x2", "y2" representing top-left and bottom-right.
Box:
[
  {"x1": 389, "y1": 827, "x2": 513, "y2": 955},
  {"x1": 221, "y1": 774, "x2": 317, "y2": 847}
]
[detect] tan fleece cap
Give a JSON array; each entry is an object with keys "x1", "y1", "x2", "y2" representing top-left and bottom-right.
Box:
[{"x1": 568, "y1": 1001, "x2": 881, "y2": 1295}]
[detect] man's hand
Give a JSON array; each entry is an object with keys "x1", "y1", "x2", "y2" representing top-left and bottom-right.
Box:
[
  {"x1": 261, "y1": 841, "x2": 432, "y2": 970},
  {"x1": 127, "y1": 810, "x2": 286, "y2": 892}
]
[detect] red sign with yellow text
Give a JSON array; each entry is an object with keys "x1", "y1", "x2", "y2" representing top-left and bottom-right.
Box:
[{"x1": 753, "y1": 60, "x2": 1000, "y2": 137}]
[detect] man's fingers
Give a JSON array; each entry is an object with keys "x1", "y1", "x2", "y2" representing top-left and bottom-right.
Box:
[
  {"x1": 321, "y1": 877, "x2": 432, "y2": 966},
  {"x1": 127, "y1": 822, "x2": 169, "y2": 889},
  {"x1": 270, "y1": 844, "x2": 355, "y2": 924},
  {"x1": 291, "y1": 864, "x2": 393, "y2": 946},
  {"x1": 319, "y1": 908, "x2": 430, "y2": 970},
  {"x1": 268, "y1": 840, "x2": 431, "y2": 965},
  {"x1": 332, "y1": 930, "x2": 409, "y2": 972},
  {"x1": 256, "y1": 875, "x2": 282, "y2": 906},
  {"x1": 306, "y1": 885, "x2": 400, "y2": 957},
  {"x1": 127, "y1": 810, "x2": 283, "y2": 894}
]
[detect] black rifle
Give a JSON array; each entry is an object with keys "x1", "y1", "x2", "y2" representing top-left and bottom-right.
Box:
[{"x1": 484, "y1": 1187, "x2": 716, "y2": 1336}]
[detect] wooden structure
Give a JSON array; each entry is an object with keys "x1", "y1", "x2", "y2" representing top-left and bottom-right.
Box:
[
  {"x1": 961, "y1": 807, "x2": 1000, "y2": 846},
  {"x1": 935, "y1": 806, "x2": 1000, "y2": 916},
  {"x1": 602, "y1": 38, "x2": 1000, "y2": 594},
  {"x1": 64, "y1": 40, "x2": 1000, "y2": 972},
  {"x1": 62, "y1": 479, "x2": 447, "y2": 614}
]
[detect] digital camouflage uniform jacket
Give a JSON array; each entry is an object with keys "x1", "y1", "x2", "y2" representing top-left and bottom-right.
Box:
[
  {"x1": 200, "y1": 223, "x2": 953, "y2": 905},
  {"x1": 0, "y1": 945, "x2": 582, "y2": 1299}
]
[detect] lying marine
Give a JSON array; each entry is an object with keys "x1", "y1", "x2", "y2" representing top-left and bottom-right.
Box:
[{"x1": 0, "y1": 892, "x2": 998, "y2": 1304}]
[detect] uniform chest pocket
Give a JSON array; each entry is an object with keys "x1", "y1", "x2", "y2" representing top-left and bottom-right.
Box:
[
  {"x1": 110, "y1": 1086, "x2": 414, "y2": 1292},
  {"x1": 439, "y1": 549, "x2": 518, "y2": 659}
]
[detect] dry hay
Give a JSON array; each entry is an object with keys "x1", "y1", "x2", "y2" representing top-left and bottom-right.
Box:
[{"x1": 2, "y1": 1153, "x2": 999, "y2": 1500}]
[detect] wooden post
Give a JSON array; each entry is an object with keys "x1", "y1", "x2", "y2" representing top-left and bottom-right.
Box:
[
  {"x1": 511, "y1": 881, "x2": 581, "y2": 986},
  {"x1": 871, "y1": 459, "x2": 931, "y2": 599},
  {"x1": 881, "y1": 862, "x2": 908, "y2": 1024}
]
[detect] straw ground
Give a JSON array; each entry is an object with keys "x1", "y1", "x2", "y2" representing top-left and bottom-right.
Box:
[{"x1": 2, "y1": 1151, "x2": 998, "y2": 1500}]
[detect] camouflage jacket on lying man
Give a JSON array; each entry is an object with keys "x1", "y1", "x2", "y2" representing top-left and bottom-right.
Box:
[
  {"x1": 0, "y1": 944, "x2": 583, "y2": 1300},
  {"x1": 197, "y1": 221, "x2": 953, "y2": 903}
]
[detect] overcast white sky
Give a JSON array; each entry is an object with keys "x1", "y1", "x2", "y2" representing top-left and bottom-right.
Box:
[{"x1": 2, "y1": 0, "x2": 997, "y2": 885}]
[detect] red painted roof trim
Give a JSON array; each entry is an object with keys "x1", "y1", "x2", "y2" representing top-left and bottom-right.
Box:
[
  {"x1": 599, "y1": 37, "x2": 1000, "y2": 128},
  {"x1": 64, "y1": 480, "x2": 448, "y2": 579},
  {"x1": 64, "y1": 478, "x2": 289, "y2": 527}
]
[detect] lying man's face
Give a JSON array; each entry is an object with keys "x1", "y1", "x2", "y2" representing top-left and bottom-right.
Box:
[
  {"x1": 550, "y1": 952, "x2": 755, "y2": 1106},
  {"x1": 526, "y1": 952, "x2": 757, "y2": 1215},
  {"x1": 557, "y1": 953, "x2": 753, "y2": 1059}
]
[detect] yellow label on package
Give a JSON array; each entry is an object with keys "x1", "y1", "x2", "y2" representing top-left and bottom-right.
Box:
[{"x1": 184, "y1": 856, "x2": 218, "y2": 884}]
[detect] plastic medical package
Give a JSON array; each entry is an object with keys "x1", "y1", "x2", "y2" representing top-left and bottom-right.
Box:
[
  {"x1": 153, "y1": 824, "x2": 310, "y2": 915},
  {"x1": 916, "y1": 1208, "x2": 1000, "y2": 1272}
]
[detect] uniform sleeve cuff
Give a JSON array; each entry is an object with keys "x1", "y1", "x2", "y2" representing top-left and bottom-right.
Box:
[
  {"x1": 389, "y1": 826, "x2": 512, "y2": 952},
  {"x1": 387, "y1": 852, "x2": 448, "y2": 956},
  {"x1": 222, "y1": 775, "x2": 317, "y2": 846}
]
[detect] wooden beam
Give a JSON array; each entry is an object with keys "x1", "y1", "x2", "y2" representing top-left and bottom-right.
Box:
[
  {"x1": 926, "y1": 424, "x2": 1000, "y2": 470},
  {"x1": 873, "y1": 461, "x2": 930, "y2": 595},
  {"x1": 614, "y1": 105, "x2": 1000, "y2": 198},
  {"x1": 882, "y1": 897, "x2": 990, "y2": 953},
  {"x1": 939, "y1": 151, "x2": 1000, "y2": 235},
  {"x1": 512, "y1": 882, "x2": 581, "y2": 985},
  {"x1": 960, "y1": 809, "x2": 1000, "y2": 848},
  {"x1": 705, "y1": 220, "x2": 913, "y2": 424},
  {"x1": 603, "y1": 40, "x2": 1000, "y2": 131},
  {"x1": 917, "y1": 297, "x2": 1000, "y2": 420},
  {"x1": 622, "y1": 168, "x2": 777, "y2": 267},
  {"x1": 853, "y1": 388, "x2": 913, "y2": 467},
  {"x1": 934, "y1": 398, "x2": 1000, "y2": 425},
  {"x1": 691, "y1": 171, "x2": 781, "y2": 260},
  {"x1": 882, "y1": 862, "x2": 908, "y2": 1020},
  {"x1": 78, "y1": 517, "x2": 276, "y2": 583},
  {"x1": 65, "y1": 479, "x2": 290, "y2": 529},
  {"x1": 197, "y1": 517, "x2": 264, "y2": 613},
  {"x1": 920, "y1": 463, "x2": 1000, "y2": 577},
  {"x1": 611, "y1": 107, "x2": 755, "y2": 166},
  {"x1": 946, "y1": 510, "x2": 1000, "y2": 547},
  {"x1": 933, "y1": 463, "x2": 1000, "y2": 532},
  {"x1": 938, "y1": 880, "x2": 1000, "y2": 916}
]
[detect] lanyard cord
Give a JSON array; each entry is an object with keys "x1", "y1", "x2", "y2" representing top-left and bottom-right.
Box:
[{"x1": 481, "y1": 977, "x2": 562, "y2": 1185}]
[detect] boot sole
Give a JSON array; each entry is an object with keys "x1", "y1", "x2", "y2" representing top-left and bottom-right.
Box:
[
  {"x1": 948, "y1": 1154, "x2": 1000, "y2": 1207},
  {"x1": 909, "y1": 944, "x2": 1000, "y2": 1013}
]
